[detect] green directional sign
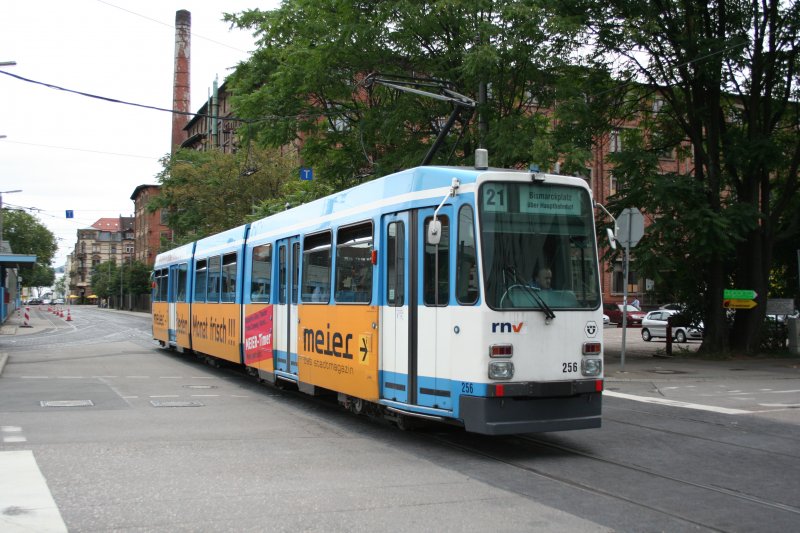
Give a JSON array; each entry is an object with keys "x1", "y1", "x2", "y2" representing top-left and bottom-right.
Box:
[{"x1": 723, "y1": 289, "x2": 757, "y2": 300}]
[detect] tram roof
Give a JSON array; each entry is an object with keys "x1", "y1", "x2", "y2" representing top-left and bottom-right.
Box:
[{"x1": 247, "y1": 165, "x2": 500, "y2": 243}]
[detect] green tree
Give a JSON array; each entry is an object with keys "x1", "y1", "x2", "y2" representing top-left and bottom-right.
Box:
[
  {"x1": 150, "y1": 145, "x2": 297, "y2": 245},
  {"x1": 225, "y1": 0, "x2": 580, "y2": 183},
  {"x1": 90, "y1": 261, "x2": 117, "y2": 300},
  {"x1": 2, "y1": 208, "x2": 58, "y2": 292},
  {"x1": 544, "y1": 0, "x2": 800, "y2": 354}
]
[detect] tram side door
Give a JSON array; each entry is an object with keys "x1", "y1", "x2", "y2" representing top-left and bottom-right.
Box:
[
  {"x1": 380, "y1": 212, "x2": 410, "y2": 404},
  {"x1": 168, "y1": 264, "x2": 179, "y2": 343},
  {"x1": 275, "y1": 237, "x2": 300, "y2": 376}
]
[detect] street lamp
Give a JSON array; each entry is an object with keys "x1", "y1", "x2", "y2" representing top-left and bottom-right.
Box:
[{"x1": 0, "y1": 189, "x2": 23, "y2": 247}]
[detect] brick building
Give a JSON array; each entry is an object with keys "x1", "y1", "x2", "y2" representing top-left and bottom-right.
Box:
[{"x1": 130, "y1": 185, "x2": 172, "y2": 266}]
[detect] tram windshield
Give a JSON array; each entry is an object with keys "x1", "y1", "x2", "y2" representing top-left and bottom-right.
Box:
[{"x1": 479, "y1": 181, "x2": 601, "y2": 311}]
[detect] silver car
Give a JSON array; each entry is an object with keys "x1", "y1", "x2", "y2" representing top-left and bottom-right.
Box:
[{"x1": 641, "y1": 310, "x2": 703, "y2": 343}]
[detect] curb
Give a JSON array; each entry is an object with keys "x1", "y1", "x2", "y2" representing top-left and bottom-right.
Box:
[{"x1": 0, "y1": 353, "x2": 7, "y2": 376}]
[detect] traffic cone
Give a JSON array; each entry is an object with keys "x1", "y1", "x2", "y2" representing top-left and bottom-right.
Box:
[{"x1": 66, "y1": 309, "x2": 72, "y2": 322}]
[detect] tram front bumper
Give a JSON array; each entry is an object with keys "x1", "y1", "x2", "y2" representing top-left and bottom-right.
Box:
[{"x1": 459, "y1": 389, "x2": 602, "y2": 435}]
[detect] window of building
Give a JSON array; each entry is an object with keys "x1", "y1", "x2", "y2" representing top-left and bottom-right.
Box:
[
  {"x1": 302, "y1": 232, "x2": 331, "y2": 303},
  {"x1": 609, "y1": 128, "x2": 623, "y2": 153},
  {"x1": 250, "y1": 244, "x2": 272, "y2": 303},
  {"x1": 335, "y1": 222, "x2": 373, "y2": 304}
]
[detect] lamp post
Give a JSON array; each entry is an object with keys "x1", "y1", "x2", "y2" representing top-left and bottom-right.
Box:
[{"x1": 0, "y1": 189, "x2": 23, "y2": 246}]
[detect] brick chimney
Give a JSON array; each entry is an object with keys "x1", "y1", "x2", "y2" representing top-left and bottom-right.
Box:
[{"x1": 171, "y1": 10, "x2": 191, "y2": 153}]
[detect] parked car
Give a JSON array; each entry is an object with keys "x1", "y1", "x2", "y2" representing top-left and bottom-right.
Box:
[
  {"x1": 53, "y1": 298, "x2": 65, "y2": 305},
  {"x1": 603, "y1": 314, "x2": 610, "y2": 325},
  {"x1": 641, "y1": 309, "x2": 704, "y2": 343},
  {"x1": 25, "y1": 298, "x2": 43, "y2": 305},
  {"x1": 602, "y1": 303, "x2": 647, "y2": 327},
  {"x1": 659, "y1": 303, "x2": 686, "y2": 311}
]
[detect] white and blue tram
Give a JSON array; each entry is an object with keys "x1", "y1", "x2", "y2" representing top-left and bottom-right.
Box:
[{"x1": 153, "y1": 160, "x2": 604, "y2": 435}]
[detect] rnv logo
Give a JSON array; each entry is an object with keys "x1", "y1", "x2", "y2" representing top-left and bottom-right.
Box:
[{"x1": 491, "y1": 322, "x2": 525, "y2": 333}]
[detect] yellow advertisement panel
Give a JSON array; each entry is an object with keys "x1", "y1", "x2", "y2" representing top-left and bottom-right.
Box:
[
  {"x1": 297, "y1": 305, "x2": 379, "y2": 401},
  {"x1": 152, "y1": 302, "x2": 168, "y2": 343},
  {"x1": 176, "y1": 302, "x2": 191, "y2": 348},
  {"x1": 190, "y1": 303, "x2": 241, "y2": 363}
]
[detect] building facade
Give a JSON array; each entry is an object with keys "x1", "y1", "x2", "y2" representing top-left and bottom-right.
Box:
[
  {"x1": 130, "y1": 185, "x2": 172, "y2": 266},
  {"x1": 68, "y1": 217, "x2": 135, "y2": 299}
]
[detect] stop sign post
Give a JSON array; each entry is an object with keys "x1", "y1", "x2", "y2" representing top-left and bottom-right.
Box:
[{"x1": 616, "y1": 207, "x2": 644, "y2": 371}]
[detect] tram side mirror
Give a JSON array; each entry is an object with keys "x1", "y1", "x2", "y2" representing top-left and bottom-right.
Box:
[
  {"x1": 427, "y1": 219, "x2": 442, "y2": 245},
  {"x1": 606, "y1": 227, "x2": 617, "y2": 250}
]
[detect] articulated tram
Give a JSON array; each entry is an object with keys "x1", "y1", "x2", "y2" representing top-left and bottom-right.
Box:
[{"x1": 152, "y1": 159, "x2": 604, "y2": 435}]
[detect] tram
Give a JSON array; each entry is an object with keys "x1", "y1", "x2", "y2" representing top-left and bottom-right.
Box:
[{"x1": 152, "y1": 155, "x2": 604, "y2": 435}]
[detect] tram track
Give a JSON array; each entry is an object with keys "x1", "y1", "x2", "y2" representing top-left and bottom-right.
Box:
[
  {"x1": 430, "y1": 430, "x2": 800, "y2": 531},
  {"x1": 605, "y1": 403, "x2": 800, "y2": 451}
]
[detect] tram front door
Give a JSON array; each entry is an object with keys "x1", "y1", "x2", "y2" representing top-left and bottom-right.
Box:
[{"x1": 380, "y1": 207, "x2": 453, "y2": 411}]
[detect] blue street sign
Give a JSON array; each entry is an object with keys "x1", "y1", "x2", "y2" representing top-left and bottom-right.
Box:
[
  {"x1": 66, "y1": 210, "x2": 74, "y2": 219},
  {"x1": 300, "y1": 167, "x2": 313, "y2": 181}
]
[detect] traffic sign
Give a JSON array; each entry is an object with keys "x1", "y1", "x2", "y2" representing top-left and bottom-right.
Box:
[
  {"x1": 723, "y1": 289, "x2": 757, "y2": 300},
  {"x1": 617, "y1": 207, "x2": 644, "y2": 247},
  {"x1": 723, "y1": 299, "x2": 757, "y2": 309}
]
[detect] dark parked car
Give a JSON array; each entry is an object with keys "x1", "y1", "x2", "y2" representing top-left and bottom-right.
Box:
[
  {"x1": 602, "y1": 303, "x2": 647, "y2": 327},
  {"x1": 25, "y1": 298, "x2": 43, "y2": 305}
]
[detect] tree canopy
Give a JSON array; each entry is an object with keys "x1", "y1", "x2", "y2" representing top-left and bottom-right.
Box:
[
  {"x1": 170, "y1": 0, "x2": 800, "y2": 355},
  {"x1": 2, "y1": 208, "x2": 58, "y2": 290}
]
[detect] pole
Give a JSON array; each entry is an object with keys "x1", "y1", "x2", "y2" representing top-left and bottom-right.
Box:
[{"x1": 620, "y1": 214, "x2": 633, "y2": 371}]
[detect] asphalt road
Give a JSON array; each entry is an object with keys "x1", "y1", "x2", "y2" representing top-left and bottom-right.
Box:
[{"x1": 1, "y1": 306, "x2": 800, "y2": 532}]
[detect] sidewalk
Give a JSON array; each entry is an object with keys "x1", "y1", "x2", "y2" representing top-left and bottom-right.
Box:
[{"x1": 0, "y1": 305, "x2": 73, "y2": 337}]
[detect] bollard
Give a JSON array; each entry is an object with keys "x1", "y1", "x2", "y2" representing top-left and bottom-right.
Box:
[{"x1": 21, "y1": 306, "x2": 33, "y2": 328}]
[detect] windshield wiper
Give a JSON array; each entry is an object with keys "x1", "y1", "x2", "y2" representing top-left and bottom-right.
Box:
[{"x1": 503, "y1": 267, "x2": 556, "y2": 320}]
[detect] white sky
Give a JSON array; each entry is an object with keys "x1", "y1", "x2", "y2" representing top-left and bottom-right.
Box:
[{"x1": 1, "y1": 0, "x2": 279, "y2": 267}]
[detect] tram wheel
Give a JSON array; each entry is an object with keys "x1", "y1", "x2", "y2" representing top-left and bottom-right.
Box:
[{"x1": 350, "y1": 397, "x2": 365, "y2": 415}]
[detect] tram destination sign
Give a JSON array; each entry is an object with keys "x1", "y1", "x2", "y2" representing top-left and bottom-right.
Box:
[{"x1": 723, "y1": 289, "x2": 757, "y2": 300}]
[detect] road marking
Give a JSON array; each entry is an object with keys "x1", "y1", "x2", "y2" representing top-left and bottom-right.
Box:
[
  {"x1": 1, "y1": 426, "x2": 22, "y2": 433},
  {"x1": 604, "y1": 390, "x2": 752, "y2": 415},
  {"x1": 159, "y1": 376, "x2": 182, "y2": 379},
  {"x1": 149, "y1": 395, "x2": 179, "y2": 398},
  {"x1": 3, "y1": 436, "x2": 27, "y2": 443},
  {"x1": 0, "y1": 450, "x2": 68, "y2": 532}
]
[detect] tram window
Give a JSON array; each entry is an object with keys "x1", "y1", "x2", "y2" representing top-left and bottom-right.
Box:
[
  {"x1": 302, "y1": 232, "x2": 331, "y2": 303},
  {"x1": 159, "y1": 270, "x2": 168, "y2": 302},
  {"x1": 279, "y1": 246, "x2": 287, "y2": 305},
  {"x1": 194, "y1": 260, "x2": 207, "y2": 302},
  {"x1": 424, "y1": 216, "x2": 450, "y2": 306},
  {"x1": 221, "y1": 253, "x2": 237, "y2": 302},
  {"x1": 250, "y1": 244, "x2": 272, "y2": 303},
  {"x1": 456, "y1": 205, "x2": 479, "y2": 305},
  {"x1": 207, "y1": 255, "x2": 221, "y2": 302},
  {"x1": 176, "y1": 263, "x2": 188, "y2": 302},
  {"x1": 335, "y1": 222, "x2": 373, "y2": 304},
  {"x1": 154, "y1": 269, "x2": 165, "y2": 302},
  {"x1": 292, "y1": 242, "x2": 300, "y2": 304},
  {"x1": 386, "y1": 221, "x2": 405, "y2": 306}
]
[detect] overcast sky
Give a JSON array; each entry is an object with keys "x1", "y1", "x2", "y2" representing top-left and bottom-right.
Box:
[{"x1": 1, "y1": 0, "x2": 279, "y2": 267}]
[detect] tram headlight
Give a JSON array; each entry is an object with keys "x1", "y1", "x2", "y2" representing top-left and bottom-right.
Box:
[
  {"x1": 581, "y1": 358, "x2": 602, "y2": 377},
  {"x1": 488, "y1": 361, "x2": 514, "y2": 380}
]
